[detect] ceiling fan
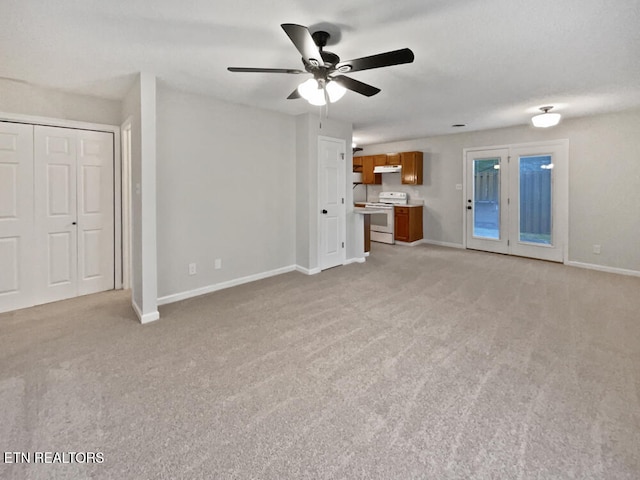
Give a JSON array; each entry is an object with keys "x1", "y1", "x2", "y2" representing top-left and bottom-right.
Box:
[{"x1": 227, "y1": 24, "x2": 415, "y2": 105}]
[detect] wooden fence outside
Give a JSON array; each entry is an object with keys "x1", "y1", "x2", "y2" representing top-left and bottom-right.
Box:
[{"x1": 474, "y1": 170, "x2": 551, "y2": 235}]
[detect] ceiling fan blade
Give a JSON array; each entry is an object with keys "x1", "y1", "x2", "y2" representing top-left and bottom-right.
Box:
[
  {"x1": 332, "y1": 75, "x2": 381, "y2": 97},
  {"x1": 227, "y1": 67, "x2": 306, "y2": 74},
  {"x1": 335, "y1": 48, "x2": 414, "y2": 73},
  {"x1": 281, "y1": 23, "x2": 325, "y2": 67},
  {"x1": 287, "y1": 88, "x2": 301, "y2": 100}
]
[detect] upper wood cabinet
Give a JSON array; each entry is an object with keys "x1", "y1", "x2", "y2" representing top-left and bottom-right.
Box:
[
  {"x1": 373, "y1": 154, "x2": 387, "y2": 166},
  {"x1": 400, "y1": 151, "x2": 423, "y2": 185},
  {"x1": 352, "y1": 155, "x2": 363, "y2": 172},
  {"x1": 355, "y1": 151, "x2": 422, "y2": 184},
  {"x1": 361, "y1": 156, "x2": 382, "y2": 184},
  {"x1": 386, "y1": 153, "x2": 401, "y2": 165}
]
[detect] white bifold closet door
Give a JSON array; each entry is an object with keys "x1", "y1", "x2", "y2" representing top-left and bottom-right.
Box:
[
  {"x1": 0, "y1": 122, "x2": 34, "y2": 312},
  {"x1": 0, "y1": 122, "x2": 114, "y2": 313}
]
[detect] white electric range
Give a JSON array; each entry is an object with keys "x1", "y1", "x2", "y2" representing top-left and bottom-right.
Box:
[{"x1": 364, "y1": 192, "x2": 408, "y2": 244}]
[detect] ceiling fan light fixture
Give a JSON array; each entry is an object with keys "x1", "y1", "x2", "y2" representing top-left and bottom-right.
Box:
[
  {"x1": 297, "y1": 78, "x2": 346, "y2": 105},
  {"x1": 326, "y1": 80, "x2": 346, "y2": 102},
  {"x1": 531, "y1": 106, "x2": 561, "y2": 128},
  {"x1": 297, "y1": 78, "x2": 326, "y2": 105}
]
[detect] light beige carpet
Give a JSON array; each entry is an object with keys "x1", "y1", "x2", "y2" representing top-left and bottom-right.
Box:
[{"x1": 1, "y1": 244, "x2": 639, "y2": 479}]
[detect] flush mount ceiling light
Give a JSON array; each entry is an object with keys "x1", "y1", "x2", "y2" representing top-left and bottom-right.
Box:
[
  {"x1": 297, "y1": 78, "x2": 346, "y2": 106},
  {"x1": 531, "y1": 106, "x2": 561, "y2": 128}
]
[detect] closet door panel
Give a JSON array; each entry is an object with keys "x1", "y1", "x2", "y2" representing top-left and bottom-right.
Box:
[
  {"x1": 0, "y1": 122, "x2": 34, "y2": 313},
  {"x1": 77, "y1": 131, "x2": 114, "y2": 295},
  {"x1": 34, "y1": 126, "x2": 78, "y2": 304}
]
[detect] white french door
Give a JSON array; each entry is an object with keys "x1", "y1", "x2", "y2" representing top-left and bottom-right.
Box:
[
  {"x1": 465, "y1": 140, "x2": 568, "y2": 262},
  {"x1": 318, "y1": 136, "x2": 346, "y2": 270},
  {"x1": 0, "y1": 122, "x2": 114, "y2": 313}
]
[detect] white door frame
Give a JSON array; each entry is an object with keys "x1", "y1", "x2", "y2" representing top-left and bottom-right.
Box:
[
  {"x1": 317, "y1": 135, "x2": 347, "y2": 270},
  {"x1": 462, "y1": 139, "x2": 569, "y2": 263},
  {"x1": 0, "y1": 111, "x2": 123, "y2": 289},
  {"x1": 121, "y1": 118, "x2": 132, "y2": 289}
]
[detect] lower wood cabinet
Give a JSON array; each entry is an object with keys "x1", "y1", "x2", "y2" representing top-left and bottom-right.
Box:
[{"x1": 394, "y1": 206, "x2": 423, "y2": 242}]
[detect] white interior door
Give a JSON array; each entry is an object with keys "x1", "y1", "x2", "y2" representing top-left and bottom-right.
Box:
[
  {"x1": 77, "y1": 130, "x2": 114, "y2": 295},
  {"x1": 465, "y1": 141, "x2": 567, "y2": 262},
  {"x1": 0, "y1": 122, "x2": 34, "y2": 313},
  {"x1": 34, "y1": 126, "x2": 79, "y2": 304},
  {"x1": 34, "y1": 126, "x2": 114, "y2": 305},
  {"x1": 318, "y1": 137, "x2": 346, "y2": 270}
]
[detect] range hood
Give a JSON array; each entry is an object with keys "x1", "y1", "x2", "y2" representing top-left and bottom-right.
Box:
[{"x1": 374, "y1": 165, "x2": 402, "y2": 173}]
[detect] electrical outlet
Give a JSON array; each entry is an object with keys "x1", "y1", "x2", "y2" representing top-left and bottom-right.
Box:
[
  {"x1": 214, "y1": 258, "x2": 222, "y2": 270},
  {"x1": 593, "y1": 245, "x2": 601, "y2": 255},
  {"x1": 189, "y1": 263, "x2": 197, "y2": 275}
]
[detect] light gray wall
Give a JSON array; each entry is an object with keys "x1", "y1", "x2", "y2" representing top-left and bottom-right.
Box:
[
  {"x1": 156, "y1": 84, "x2": 296, "y2": 299},
  {"x1": 295, "y1": 113, "x2": 353, "y2": 271},
  {"x1": 359, "y1": 108, "x2": 640, "y2": 272},
  {"x1": 121, "y1": 73, "x2": 159, "y2": 321},
  {"x1": 0, "y1": 78, "x2": 121, "y2": 125}
]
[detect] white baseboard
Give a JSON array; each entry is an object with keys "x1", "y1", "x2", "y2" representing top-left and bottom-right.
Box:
[
  {"x1": 421, "y1": 239, "x2": 465, "y2": 249},
  {"x1": 295, "y1": 265, "x2": 321, "y2": 275},
  {"x1": 565, "y1": 261, "x2": 640, "y2": 278},
  {"x1": 157, "y1": 265, "x2": 298, "y2": 306},
  {"x1": 343, "y1": 257, "x2": 366, "y2": 265},
  {"x1": 132, "y1": 300, "x2": 160, "y2": 324},
  {"x1": 395, "y1": 240, "x2": 423, "y2": 247}
]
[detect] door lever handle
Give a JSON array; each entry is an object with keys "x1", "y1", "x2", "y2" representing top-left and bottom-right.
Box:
[{"x1": 322, "y1": 209, "x2": 328, "y2": 214}]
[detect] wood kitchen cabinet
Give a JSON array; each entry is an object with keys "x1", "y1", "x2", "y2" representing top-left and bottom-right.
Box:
[
  {"x1": 352, "y1": 155, "x2": 363, "y2": 172},
  {"x1": 361, "y1": 156, "x2": 382, "y2": 184},
  {"x1": 400, "y1": 151, "x2": 423, "y2": 185},
  {"x1": 355, "y1": 203, "x2": 371, "y2": 253},
  {"x1": 394, "y1": 206, "x2": 423, "y2": 242},
  {"x1": 386, "y1": 153, "x2": 401, "y2": 165},
  {"x1": 373, "y1": 154, "x2": 387, "y2": 166}
]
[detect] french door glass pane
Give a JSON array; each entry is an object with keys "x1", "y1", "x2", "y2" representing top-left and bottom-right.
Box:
[
  {"x1": 519, "y1": 155, "x2": 552, "y2": 244},
  {"x1": 473, "y1": 158, "x2": 500, "y2": 239}
]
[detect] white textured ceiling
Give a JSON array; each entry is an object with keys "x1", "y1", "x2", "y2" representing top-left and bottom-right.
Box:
[{"x1": 2, "y1": 0, "x2": 639, "y2": 144}]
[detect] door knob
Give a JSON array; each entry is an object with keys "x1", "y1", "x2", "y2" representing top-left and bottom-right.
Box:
[
  {"x1": 72, "y1": 222, "x2": 77, "y2": 225},
  {"x1": 466, "y1": 206, "x2": 472, "y2": 210},
  {"x1": 322, "y1": 209, "x2": 328, "y2": 214}
]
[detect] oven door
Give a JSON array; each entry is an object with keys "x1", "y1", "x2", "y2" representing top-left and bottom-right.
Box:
[
  {"x1": 366, "y1": 206, "x2": 395, "y2": 244},
  {"x1": 369, "y1": 209, "x2": 393, "y2": 233}
]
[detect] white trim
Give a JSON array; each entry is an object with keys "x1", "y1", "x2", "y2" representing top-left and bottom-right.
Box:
[
  {"x1": 296, "y1": 265, "x2": 321, "y2": 275},
  {"x1": 157, "y1": 265, "x2": 297, "y2": 305},
  {"x1": 120, "y1": 118, "x2": 132, "y2": 290},
  {"x1": 131, "y1": 300, "x2": 160, "y2": 324},
  {"x1": 113, "y1": 128, "x2": 123, "y2": 290},
  {"x1": 0, "y1": 111, "x2": 119, "y2": 134},
  {"x1": 565, "y1": 261, "x2": 640, "y2": 278},
  {"x1": 343, "y1": 257, "x2": 366, "y2": 265},
  {"x1": 395, "y1": 239, "x2": 423, "y2": 247},
  {"x1": 421, "y1": 239, "x2": 465, "y2": 249}
]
